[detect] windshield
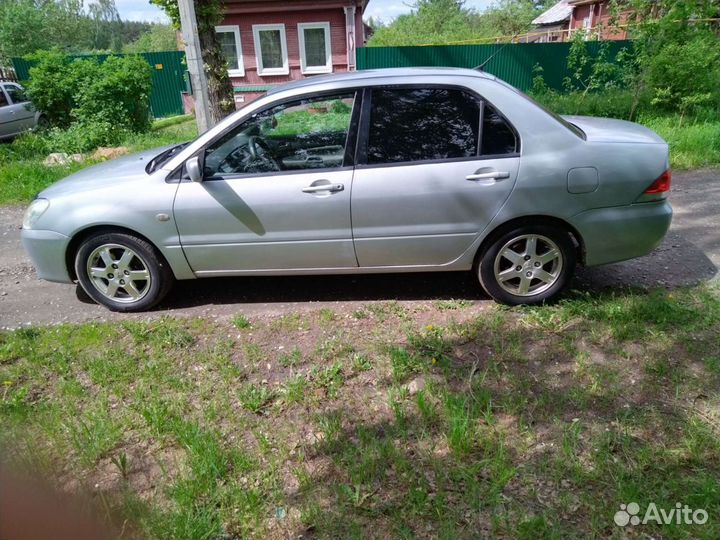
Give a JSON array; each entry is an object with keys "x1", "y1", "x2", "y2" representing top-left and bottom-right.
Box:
[{"x1": 146, "y1": 142, "x2": 191, "y2": 174}]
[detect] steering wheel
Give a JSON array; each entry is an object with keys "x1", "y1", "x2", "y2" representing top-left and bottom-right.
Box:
[{"x1": 248, "y1": 135, "x2": 281, "y2": 170}]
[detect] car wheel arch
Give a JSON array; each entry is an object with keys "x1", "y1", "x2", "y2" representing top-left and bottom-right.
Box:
[
  {"x1": 65, "y1": 225, "x2": 171, "y2": 281},
  {"x1": 475, "y1": 215, "x2": 586, "y2": 269}
]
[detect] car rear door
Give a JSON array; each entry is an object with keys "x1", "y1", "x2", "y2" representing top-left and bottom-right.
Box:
[
  {"x1": 173, "y1": 90, "x2": 360, "y2": 274},
  {"x1": 350, "y1": 85, "x2": 521, "y2": 267}
]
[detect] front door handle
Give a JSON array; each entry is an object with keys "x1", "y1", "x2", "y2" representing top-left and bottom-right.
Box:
[
  {"x1": 302, "y1": 183, "x2": 344, "y2": 193},
  {"x1": 466, "y1": 171, "x2": 510, "y2": 181}
]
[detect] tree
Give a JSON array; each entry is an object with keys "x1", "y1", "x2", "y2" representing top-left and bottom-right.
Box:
[
  {"x1": 479, "y1": 0, "x2": 547, "y2": 38},
  {"x1": 0, "y1": 0, "x2": 155, "y2": 57},
  {"x1": 369, "y1": 0, "x2": 485, "y2": 46},
  {"x1": 123, "y1": 24, "x2": 178, "y2": 53},
  {"x1": 150, "y1": 0, "x2": 234, "y2": 123},
  {"x1": 626, "y1": 0, "x2": 720, "y2": 117},
  {"x1": 367, "y1": 0, "x2": 547, "y2": 46}
]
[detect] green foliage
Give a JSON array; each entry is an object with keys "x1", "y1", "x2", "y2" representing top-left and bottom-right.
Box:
[
  {"x1": 23, "y1": 49, "x2": 95, "y2": 127},
  {"x1": 46, "y1": 121, "x2": 131, "y2": 154},
  {"x1": 640, "y1": 33, "x2": 719, "y2": 116},
  {"x1": 149, "y1": 0, "x2": 181, "y2": 28},
  {"x1": 232, "y1": 314, "x2": 252, "y2": 330},
  {"x1": 24, "y1": 51, "x2": 152, "y2": 132},
  {"x1": 123, "y1": 24, "x2": 178, "y2": 53},
  {"x1": 0, "y1": 118, "x2": 196, "y2": 204},
  {"x1": 563, "y1": 31, "x2": 623, "y2": 93},
  {"x1": 368, "y1": 0, "x2": 545, "y2": 46},
  {"x1": 629, "y1": 0, "x2": 720, "y2": 117},
  {"x1": 0, "y1": 0, "x2": 157, "y2": 57},
  {"x1": 528, "y1": 0, "x2": 719, "y2": 120},
  {"x1": 74, "y1": 55, "x2": 153, "y2": 132},
  {"x1": 533, "y1": 89, "x2": 639, "y2": 119},
  {"x1": 238, "y1": 384, "x2": 275, "y2": 413},
  {"x1": 638, "y1": 116, "x2": 720, "y2": 169},
  {"x1": 269, "y1": 109, "x2": 350, "y2": 137}
]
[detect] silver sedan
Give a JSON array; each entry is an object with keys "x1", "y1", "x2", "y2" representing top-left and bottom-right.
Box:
[
  {"x1": 21, "y1": 68, "x2": 672, "y2": 311},
  {"x1": 0, "y1": 82, "x2": 46, "y2": 140}
]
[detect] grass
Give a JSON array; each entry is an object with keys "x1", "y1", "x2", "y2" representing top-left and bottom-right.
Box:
[
  {"x1": 0, "y1": 117, "x2": 197, "y2": 204},
  {"x1": 640, "y1": 115, "x2": 720, "y2": 170},
  {"x1": 2, "y1": 286, "x2": 719, "y2": 538}
]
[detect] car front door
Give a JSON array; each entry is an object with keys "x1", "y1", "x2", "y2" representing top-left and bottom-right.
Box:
[
  {"x1": 351, "y1": 86, "x2": 521, "y2": 267},
  {"x1": 0, "y1": 86, "x2": 14, "y2": 138},
  {"x1": 173, "y1": 91, "x2": 360, "y2": 274},
  {"x1": 2, "y1": 84, "x2": 35, "y2": 134}
]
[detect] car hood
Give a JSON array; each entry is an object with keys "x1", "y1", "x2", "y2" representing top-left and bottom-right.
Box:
[
  {"x1": 562, "y1": 115, "x2": 666, "y2": 144},
  {"x1": 39, "y1": 145, "x2": 174, "y2": 198}
]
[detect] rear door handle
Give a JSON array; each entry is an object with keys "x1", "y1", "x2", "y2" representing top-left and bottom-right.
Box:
[
  {"x1": 466, "y1": 171, "x2": 510, "y2": 181},
  {"x1": 302, "y1": 183, "x2": 344, "y2": 193}
]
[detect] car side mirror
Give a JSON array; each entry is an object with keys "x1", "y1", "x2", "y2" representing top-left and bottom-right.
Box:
[{"x1": 186, "y1": 156, "x2": 203, "y2": 183}]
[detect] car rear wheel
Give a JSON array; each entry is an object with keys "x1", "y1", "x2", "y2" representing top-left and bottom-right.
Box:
[
  {"x1": 36, "y1": 115, "x2": 50, "y2": 131},
  {"x1": 75, "y1": 232, "x2": 173, "y2": 312},
  {"x1": 478, "y1": 225, "x2": 576, "y2": 305}
]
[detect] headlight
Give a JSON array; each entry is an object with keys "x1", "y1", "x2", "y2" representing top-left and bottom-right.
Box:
[{"x1": 22, "y1": 198, "x2": 50, "y2": 229}]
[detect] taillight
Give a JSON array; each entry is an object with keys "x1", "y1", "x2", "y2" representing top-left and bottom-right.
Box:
[{"x1": 644, "y1": 170, "x2": 671, "y2": 194}]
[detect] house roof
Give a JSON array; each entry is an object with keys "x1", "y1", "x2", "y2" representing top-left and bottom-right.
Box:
[
  {"x1": 532, "y1": 0, "x2": 573, "y2": 25},
  {"x1": 222, "y1": 0, "x2": 370, "y2": 14}
]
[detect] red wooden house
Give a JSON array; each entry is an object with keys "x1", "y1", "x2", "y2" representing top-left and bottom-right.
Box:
[
  {"x1": 215, "y1": 0, "x2": 370, "y2": 108},
  {"x1": 532, "y1": 0, "x2": 630, "y2": 42}
]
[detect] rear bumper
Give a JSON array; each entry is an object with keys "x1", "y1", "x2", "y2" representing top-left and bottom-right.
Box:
[
  {"x1": 21, "y1": 228, "x2": 73, "y2": 283},
  {"x1": 571, "y1": 201, "x2": 672, "y2": 266}
]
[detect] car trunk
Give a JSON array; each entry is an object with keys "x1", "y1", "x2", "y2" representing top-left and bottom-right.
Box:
[{"x1": 562, "y1": 115, "x2": 666, "y2": 144}]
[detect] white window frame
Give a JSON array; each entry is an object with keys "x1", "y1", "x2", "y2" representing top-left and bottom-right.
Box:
[
  {"x1": 297, "y1": 22, "x2": 332, "y2": 75},
  {"x1": 252, "y1": 23, "x2": 289, "y2": 76},
  {"x1": 215, "y1": 25, "x2": 244, "y2": 77}
]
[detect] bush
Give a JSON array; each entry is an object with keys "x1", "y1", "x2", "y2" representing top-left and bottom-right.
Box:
[
  {"x1": 4, "y1": 121, "x2": 130, "y2": 158},
  {"x1": 24, "y1": 49, "x2": 97, "y2": 127},
  {"x1": 639, "y1": 32, "x2": 720, "y2": 117},
  {"x1": 44, "y1": 121, "x2": 131, "y2": 154},
  {"x1": 23, "y1": 50, "x2": 153, "y2": 132},
  {"x1": 74, "y1": 55, "x2": 153, "y2": 133}
]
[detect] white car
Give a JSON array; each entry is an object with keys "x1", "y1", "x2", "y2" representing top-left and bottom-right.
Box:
[{"x1": 0, "y1": 82, "x2": 46, "y2": 140}]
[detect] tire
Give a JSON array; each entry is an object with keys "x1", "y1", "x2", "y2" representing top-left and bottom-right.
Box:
[
  {"x1": 35, "y1": 115, "x2": 50, "y2": 131},
  {"x1": 477, "y1": 224, "x2": 576, "y2": 306},
  {"x1": 74, "y1": 232, "x2": 174, "y2": 312}
]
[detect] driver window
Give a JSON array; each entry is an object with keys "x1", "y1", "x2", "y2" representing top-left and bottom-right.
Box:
[{"x1": 204, "y1": 92, "x2": 355, "y2": 177}]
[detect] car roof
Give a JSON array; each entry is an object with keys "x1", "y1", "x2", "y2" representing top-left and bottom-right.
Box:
[{"x1": 267, "y1": 67, "x2": 495, "y2": 95}]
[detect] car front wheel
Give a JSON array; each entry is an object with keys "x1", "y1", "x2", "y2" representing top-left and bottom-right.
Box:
[
  {"x1": 75, "y1": 232, "x2": 173, "y2": 312},
  {"x1": 478, "y1": 225, "x2": 576, "y2": 305}
]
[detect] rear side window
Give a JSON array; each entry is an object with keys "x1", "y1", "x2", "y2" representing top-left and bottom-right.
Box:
[
  {"x1": 366, "y1": 87, "x2": 481, "y2": 164},
  {"x1": 481, "y1": 104, "x2": 518, "y2": 155}
]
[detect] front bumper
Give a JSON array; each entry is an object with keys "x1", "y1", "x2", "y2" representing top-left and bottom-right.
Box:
[
  {"x1": 21, "y1": 228, "x2": 73, "y2": 283},
  {"x1": 571, "y1": 201, "x2": 672, "y2": 266}
]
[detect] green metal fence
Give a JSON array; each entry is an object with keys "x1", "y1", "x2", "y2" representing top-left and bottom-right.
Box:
[
  {"x1": 357, "y1": 41, "x2": 632, "y2": 92},
  {"x1": 12, "y1": 51, "x2": 187, "y2": 118}
]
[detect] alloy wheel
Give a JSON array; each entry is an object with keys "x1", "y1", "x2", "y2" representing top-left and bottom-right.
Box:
[
  {"x1": 86, "y1": 243, "x2": 151, "y2": 303},
  {"x1": 492, "y1": 234, "x2": 563, "y2": 296}
]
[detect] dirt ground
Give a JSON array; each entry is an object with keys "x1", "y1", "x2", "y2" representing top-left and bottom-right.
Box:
[{"x1": 1, "y1": 168, "x2": 718, "y2": 329}]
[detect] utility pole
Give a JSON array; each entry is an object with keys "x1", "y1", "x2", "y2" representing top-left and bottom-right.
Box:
[{"x1": 177, "y1": 0, "x2": 211, "y2": 133}]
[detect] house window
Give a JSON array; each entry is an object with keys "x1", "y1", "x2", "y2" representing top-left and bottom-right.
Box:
[
  {"x1": 298, "y1": 22, "x2": 332, "y2": 74},
  {"x1": 252, "y1": 24, "x2": 289, "y2": 76},
  {"x1": 215, "y1": 25, "x2": 244, "y2": 77}
]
